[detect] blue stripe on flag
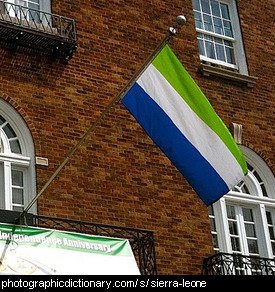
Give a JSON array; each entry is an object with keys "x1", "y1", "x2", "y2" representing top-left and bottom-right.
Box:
[{"x1": 122, "y1": 82, "x2": 229, "y2": 205}]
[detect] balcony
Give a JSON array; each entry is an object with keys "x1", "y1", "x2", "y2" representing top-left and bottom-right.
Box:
[
  {"x1": 203, "y1": 252, "x2": 275, "y2": 275},
  {"x1": 0, "y1": 1, "x2": 77, "y2": 60},
  {"x1": 0, "y1": 210, "x2": 157, "y2": 275}
]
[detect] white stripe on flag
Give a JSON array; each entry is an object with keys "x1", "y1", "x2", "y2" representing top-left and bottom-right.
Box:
[{"x1": 137, "y1": 64, "x2": 243, "y2": 188}]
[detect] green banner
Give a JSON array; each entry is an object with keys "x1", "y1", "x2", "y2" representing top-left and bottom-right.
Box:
[{"x1": 0, "y1": 223, "x2": 140, "y2": 275}]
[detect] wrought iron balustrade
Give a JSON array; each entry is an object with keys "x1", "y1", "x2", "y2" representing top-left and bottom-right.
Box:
[
  {"x1": 32, "y1": 215, "x2": 157, "y2": 275},
  {"x1": 203, "y1": 252, "x2": 275, "y2": 275},
  {"x1": 0, "y1": 210, "x2": 157, "y2": 275},
  {"x1": 0, "y1": 0, "x2": 77, "y2": 60}
]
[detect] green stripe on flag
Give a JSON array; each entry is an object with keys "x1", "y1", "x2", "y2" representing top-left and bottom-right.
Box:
[{"x1": 152, "y1": 45, "x2": 247, "y2": 175}]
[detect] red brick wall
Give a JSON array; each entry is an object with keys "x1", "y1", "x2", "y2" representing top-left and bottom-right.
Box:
[{"x1": 0, "y1": 0, "x2": 274, "y2": 274}]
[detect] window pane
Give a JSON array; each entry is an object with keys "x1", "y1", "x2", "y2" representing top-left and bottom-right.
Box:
[
  {"x1": 261, "y1": 184, "x2": 268, "y2": 197},
  {"x1": 243, "y1": 208, "x2": 254, "y2": 222},
  {"x1": 214, "y1": 37, "x2": 222, "y2": 44},
  {"x1": 201, "y1": 0, "x2": 211, "y2": 13},
  {"x1": 224, "y1": 27, "x2": 233, "y2": 38},
  {"x1": 272, "y1": 242, "x2": 275, "y2": 255},
  {"x1": 10, "y1": 140, "x2": 22, "y2": 154},
  {"x1": 205, "y1": 41, "x2": 215, "y2": 58},
  {"x1": 221, "y1": 3, "x2": 230, "y2": 19},
  {"x1": 198, "y1": 39, "x2": 205, "y2": 55},
  {"x1": 208, "y1": 205, "x2": 214, "y2": 216},
  {"x1": 193, "y1": 0, "x2": 201, "y2": 11},
  {"x1": 266, "y1": 211, "x2": 272, "y2": 225},
  {"x1": 29, "y1": 9, "x2": 40, "y2": 22},
  {"x1": 212, "y1": 234, "x2": 219, "y2": 249},
  {"x1": 245, "y1": 223, "x2": 256, "y2": 237},
  {"x1": 225, "y1": 39, "x2": 234, "y2": 48},
  {"x1": 12, "y1": 188, "x2": 24, "y2": 205},
  {"x1": 247, "y1": 239, "x2": 259, "y2": 254},
  {"x1": 229, "y1": 221, "x2": 238, "y2": 235},
  {"x1": 29, "y1": 3, "x2": 39, "y2": 10},
  {"x1": 215, "y1": 44, "x2": 226, "y2": 61},
  {"x1": 268, "y1": 227, "x2": 275, "y2": 240},
  {"x1": 19, "y1": 1, "x2": 28, "y2": 7},
  {"x1": 194, "y1": 11, "x2": 203, "y2": 29},
  {"x1": 13, "y1": 205, "x2": 24, "y2": 212},
  {"x1": 223, "y1": 20, "x2": 233, "y2": 37},
  {"x1": 227, "y1": 205, "x2": 236, "y2": 219},
  {"x1": 204, "y1": 34, "x2": 213, "y2": 41},
  {"x1": 225, "y1": 46, "x2": 234, "y2": 64},
  {"x1": 247, "y1": 163, "x2": 253, "y2": 172},
  {"x1": 3, "y1": 124, "x2": 16, "y2": 139},
  {"x1": 210, "y1": 217, "x2": 216, "y2": 231},
  {"x1": 242, "y1": 184, "x2": 250, "y2": 194},
  {"x1": 253, "y1": 170, "x2": 263, "y2": 183},
  {"x1": 213, "y1": 17, "x2": 223, "y2": 34},
  {"x1": 210, "y1": 0, "x2": 220, "y2": 17},
  {"x1": 203, "y1": 14, "x2": 213, "y2": 32},
  {"x1": 266, "y1": 211, "x2": 275, "y2": 245},
  {"x1": 12, "y1": 170, "x2": 23, "y2": 187},
  {"x1": 21, "y1": 0, "x2": 39, "y2": 7},
  {"x1": 0, "y1": 115, "x2": 5, "y2": 125},
  {"x1": 231, "y1": 237, "x2": 241, "y2": 252}
]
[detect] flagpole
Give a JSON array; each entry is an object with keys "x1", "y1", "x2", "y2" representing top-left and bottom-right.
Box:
[{"x1": 19, "y1": 16, "x2": 186, "y2": 222}]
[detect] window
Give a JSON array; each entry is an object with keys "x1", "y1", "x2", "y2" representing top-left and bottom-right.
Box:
[
  {"x1": 0, "y1": 99, "x2": 36, "y2": 213},
  {"x1": 208, "y1": 146, "x2": 275, "y2": 259},
  {"x1": 192, "y1": 0, "x2": 248, "y2": 75},
  {"x1": 4, "y1": 0, "x2": 51, "y2": 23},
  {"x1": 11, "y1": 0, "x2": 50, "y2": 12},
  {"x1": 15, "y1": 0, "x2": 40, "y2": 10},
  {"x1": 15, "y1": 0, "x2": 41, "y2": 23},
  {"x1": 226, "y1": 205, "x2": 260, "y2": 256},
  {"x1": 0, "y1": 115, "x2": 21, "y2": 154},
  {"x1": 266, "y1": 211, "x2": 275, "y2": 258},
  {"x1": 233, "y1": 163, "x2": 269, "y2": 197}
]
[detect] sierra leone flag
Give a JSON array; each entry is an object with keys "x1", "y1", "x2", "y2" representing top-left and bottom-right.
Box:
[{"x1": 122, "y1": 45, "x2": 247, "y2": 206}]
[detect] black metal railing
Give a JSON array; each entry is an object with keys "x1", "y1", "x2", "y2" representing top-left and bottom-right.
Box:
[
  {"x1": 0, "y1": 210, "x2": 157, "y2": 274},
  {"x1": 0, "y1": 0, "x2": 77, "y2": 60},
  {"x1": 32, "y1": 215, "x2": 157, "y2": 275},
  {"x1": 203, "y1": 252, "x2": 275, "y2": 275}
]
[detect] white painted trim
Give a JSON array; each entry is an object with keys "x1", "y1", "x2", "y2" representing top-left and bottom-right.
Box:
[
  {"x1": 0, "y1": 99, "x2": 37, "y2": 214},
  {"x1": 0, "y1": 153, "x2": 30, "y2": 166},
  {"x1": 210, "y1": 147, "x2": 275, "y2": 259},
  {"x1": 200, "y1": 55, "x2": 238, "y2": 69},
  {"x1": 3, "y1": 161, "x2": 12, "y2": 210},
  {"x1": 229, "y1": 0, "x2": 248, "y2": 75},
  {"x1": 194, "y1": 0, "x2": 249, "y2": 75},
  {"x1": 239, "y1": 146, "x2": 275, "y2": 199}
]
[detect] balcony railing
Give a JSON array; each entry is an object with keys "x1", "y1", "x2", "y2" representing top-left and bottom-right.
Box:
[
  {"x1": 0, "y1": 210, "x2": 157, "y2": 275},
  {"x1": 203, "y1": 252, "x2": 275, "y2": 275},
  {"x1": 0, "y1": 1, "x2": 77, "y2": 60},
  {"x1": 32, "y1": 215, "x2": 157, "y2": 275}
]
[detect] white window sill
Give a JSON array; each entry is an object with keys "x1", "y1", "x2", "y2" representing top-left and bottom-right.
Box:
[{"x1": 199, "y1": 63, "x2": 258, "y2": 87}]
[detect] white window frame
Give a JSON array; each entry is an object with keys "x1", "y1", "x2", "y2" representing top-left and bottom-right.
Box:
[
  {"x1": 12, "y1": 0, "x2": 51, "y2": 13},
  {"x1": 4, "y1": 0, "x2": 51, "y2": 25},
  {"x1": 0, "y1": 99, "x2": 36, "y2": 214},
  {"x1": 209, "y1": 146, "x2": 275, "y2": 259},
  {"x1": 212, "y1": 198, "x2": 275, "y2": 258},
  {"x1": 193, "y1": 0, "x2": 248, "y2": 75}
]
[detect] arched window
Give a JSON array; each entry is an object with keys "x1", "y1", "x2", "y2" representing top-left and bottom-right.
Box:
[
  {"x1": 209, "y1": 146, "x2": 275, "y2": 259},
  {"x1": 0, "y1": 99, "x2": 36, "y2": 213}
]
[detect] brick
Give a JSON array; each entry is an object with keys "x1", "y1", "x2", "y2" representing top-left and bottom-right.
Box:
[{"x1": 0, "y1": 0, "x2": 273, "y2": 275}]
